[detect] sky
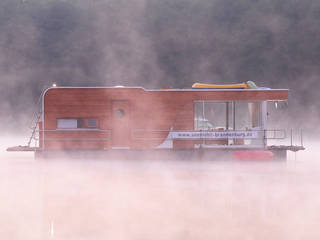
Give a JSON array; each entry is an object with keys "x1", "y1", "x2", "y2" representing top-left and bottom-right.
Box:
[{"x1": 1, "y1": 0, "x2": 320, "y2": 135}]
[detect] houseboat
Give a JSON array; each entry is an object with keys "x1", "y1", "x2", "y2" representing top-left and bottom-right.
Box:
[{"x1": 7, "y1": 82, "x2": 304, "y2": 160}]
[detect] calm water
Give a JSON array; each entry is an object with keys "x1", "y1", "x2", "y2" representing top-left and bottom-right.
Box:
[{"x1": 1, "y1": 137, "x2": 319, "y2": 240}]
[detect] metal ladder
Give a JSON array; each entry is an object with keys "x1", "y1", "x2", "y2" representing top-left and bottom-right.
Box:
[
  {"x1": 27, "y1": 95, "x2": 42, "y2": 147},
  {"x1": 27, "y1": 110, "x2": 41, "y2": 147}
]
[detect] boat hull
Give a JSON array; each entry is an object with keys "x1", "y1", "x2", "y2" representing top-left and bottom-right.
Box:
[{"x1": 34, "y1": 148, "x2": 287, "y2": 161}]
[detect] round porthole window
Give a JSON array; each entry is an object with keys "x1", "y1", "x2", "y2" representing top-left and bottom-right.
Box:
[{"x1": 116, "y1": 109, "x2": 125, "y2": 118}]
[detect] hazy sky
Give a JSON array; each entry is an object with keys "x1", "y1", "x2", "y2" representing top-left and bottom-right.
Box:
[{"x1": 1, "y1": 0, "x2": 319, "y2": 134}]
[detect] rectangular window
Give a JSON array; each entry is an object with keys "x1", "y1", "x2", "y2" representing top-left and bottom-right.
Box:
[
  {"x1": 194, "y1": 101, "x2": 230, "y2": 130},
  {"x1": 57, "y1": 118, "x2": 98, "y2": 129},
  {"x1": 77, "y1": 119, "x2": 84, "y2": 128},
  {"x1": 87, "y1": 119, "x2": 98, "y2": 128},
  {"x1": 235, "y1": 102, "x2": 262, "y2": 130},
  {"x1": 234, "y1": 102, "x2": 250, "y2": 130},
  {"x1": 194, "y1": 101, "x2": 263, "y2": 131},
  {"x1": 57, "y1": 119, "x2": 78, "y2": 129}
]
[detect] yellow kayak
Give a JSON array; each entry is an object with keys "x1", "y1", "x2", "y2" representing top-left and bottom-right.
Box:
[
  {"x1": 192, "y1": 81, "x2": 259, "y2": 89},
  {"x1": 192, "y1": 82, "x2": 249, "y2": 89}
]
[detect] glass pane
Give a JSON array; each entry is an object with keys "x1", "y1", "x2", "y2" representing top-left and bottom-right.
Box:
[
  {"x1": 77, "y1": 119, "x2": 84, "y2": 128},
  {"x1": 248, "y1": 102, "x2": 262, "y2": 128},
  {"x1": 204, "y1": 102, "x2": 226, "y2": 129},
  {"x1": 194, "y1": 101, "x2": 228, "y2": 130},
  {"x1": 235, "y1": 101, "x2": 262, "y2": 130},
  {"x1": 87, "y1": 119, "x2": 97, "y2": 127},
  {"x1": 57, "y1": 119, "x2": 77, "y2": 129},
  {"x1": 116, "y1": 109, "x2": 125, "y2": 118},
  {"x1": 235, "y1": 102, "x2": 250, "y2": 130},
  {"x1": 194, "y1": 101, "x2": 204, "y2": 130}
]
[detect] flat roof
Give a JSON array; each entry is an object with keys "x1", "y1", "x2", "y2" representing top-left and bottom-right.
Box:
[{"x1": 44, "y1": 86, "x2": 289, "y2": 92}]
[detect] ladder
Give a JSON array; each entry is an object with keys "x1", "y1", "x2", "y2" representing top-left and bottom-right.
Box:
[
  {"x1": 27, "y1": 110, "x2": 41, "y2": 147},
  {"x1": 27, "y1": 95, "x2": 42, "y2": 147}
]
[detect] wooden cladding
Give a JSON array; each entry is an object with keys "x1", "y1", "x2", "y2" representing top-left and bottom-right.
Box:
[{"x1": 40, "y1": 87, "x2": 289, "y2": 150}]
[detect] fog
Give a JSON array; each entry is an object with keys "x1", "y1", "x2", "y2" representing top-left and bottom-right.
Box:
[
  {"x1": 1, "y1": 0, "x2": 320, "y2": 134},
  {"x1": 1, "y1": 0, "x2": 320, "y2": 239},
  {"x1": 0, "y1": 137, "x2": 319, "y2": 239}
]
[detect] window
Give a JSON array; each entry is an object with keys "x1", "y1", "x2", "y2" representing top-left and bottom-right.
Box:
[
  {"x1": 194, "y1": 101, "x2": 264, "y2": 131},
  {"x1": 236, "y1": 102, "x2": 262, "y2": 129},
  {"x1": 57, "y1": 119, "x2": 78, "y2": 129},
  {"x1": 57, "y1": 118, "x2": 98, "y2": 129},
  {"x1": 116, "y1": 109, "x2": 125, "y2": 118},
  {"x1": 87, "y1": 119, "x2": 98, "y2": 128},
  {"x1": 194, "y1": 101, "x2": 231, "y2": 130},
  {"x1": 77, "y1": 119, "x2": 84, "y2": 128},
  {"x1": 234, "y1": 102, "x2": 250, "y2": 130}
]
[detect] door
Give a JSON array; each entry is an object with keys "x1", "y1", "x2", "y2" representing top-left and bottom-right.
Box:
[{"x1": 111, "y1": 100, "x2": 130, "y2": 148}]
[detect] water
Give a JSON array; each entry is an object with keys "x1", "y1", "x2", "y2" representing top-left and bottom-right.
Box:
[{"x1": 1, "y1": 137, "x2": 319, "y2": 239}]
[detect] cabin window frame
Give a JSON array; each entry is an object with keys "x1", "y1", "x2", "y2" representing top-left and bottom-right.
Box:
[
  {"x1": 86, "y1": 119, "x2": 99, "y2": 128},
  {"x1": 194, "y1": 101, "x2": 231, "y2": 131},
  {"x1": 193, "y1": 100, "x2": 267, "y2": 146},
  {"x1": 57, "y1": 119, "x2": 78, "y2": 129},
  {"x1": 193, "y1": 100, "x2": 266, "y2": 131},
  {"x1": 56, "y1": 118, "x2": 99, "y2": 130}
]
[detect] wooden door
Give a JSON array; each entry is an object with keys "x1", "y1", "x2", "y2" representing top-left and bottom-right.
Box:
[{"x1": 111, "y1": 100, "x2": 130, "y2": 148}]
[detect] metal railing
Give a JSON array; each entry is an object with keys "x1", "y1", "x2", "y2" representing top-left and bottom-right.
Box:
[
  {"x1": 263, "y1": 129, "x2": 286, "y2": 139},
  {"x1": 34, "y1": 128, "x2": 303, "y2": 150}
]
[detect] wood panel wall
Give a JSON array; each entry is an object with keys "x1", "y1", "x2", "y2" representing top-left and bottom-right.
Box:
[{"x1": 40, "y1": 88, "x2": 288, "y2": 150}]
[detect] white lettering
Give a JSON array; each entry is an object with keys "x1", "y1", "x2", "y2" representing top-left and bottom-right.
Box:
[{"x1": 170, "y1": 131, "x2": 259, "y2": 139}]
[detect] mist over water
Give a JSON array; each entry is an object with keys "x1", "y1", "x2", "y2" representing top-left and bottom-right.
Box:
[
  {"x1": 1, "y1": 137, "x2": 319, "y2": 240},
  {"x1": 1, "y1": 0, "x2": 320, "y2": 238}
]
